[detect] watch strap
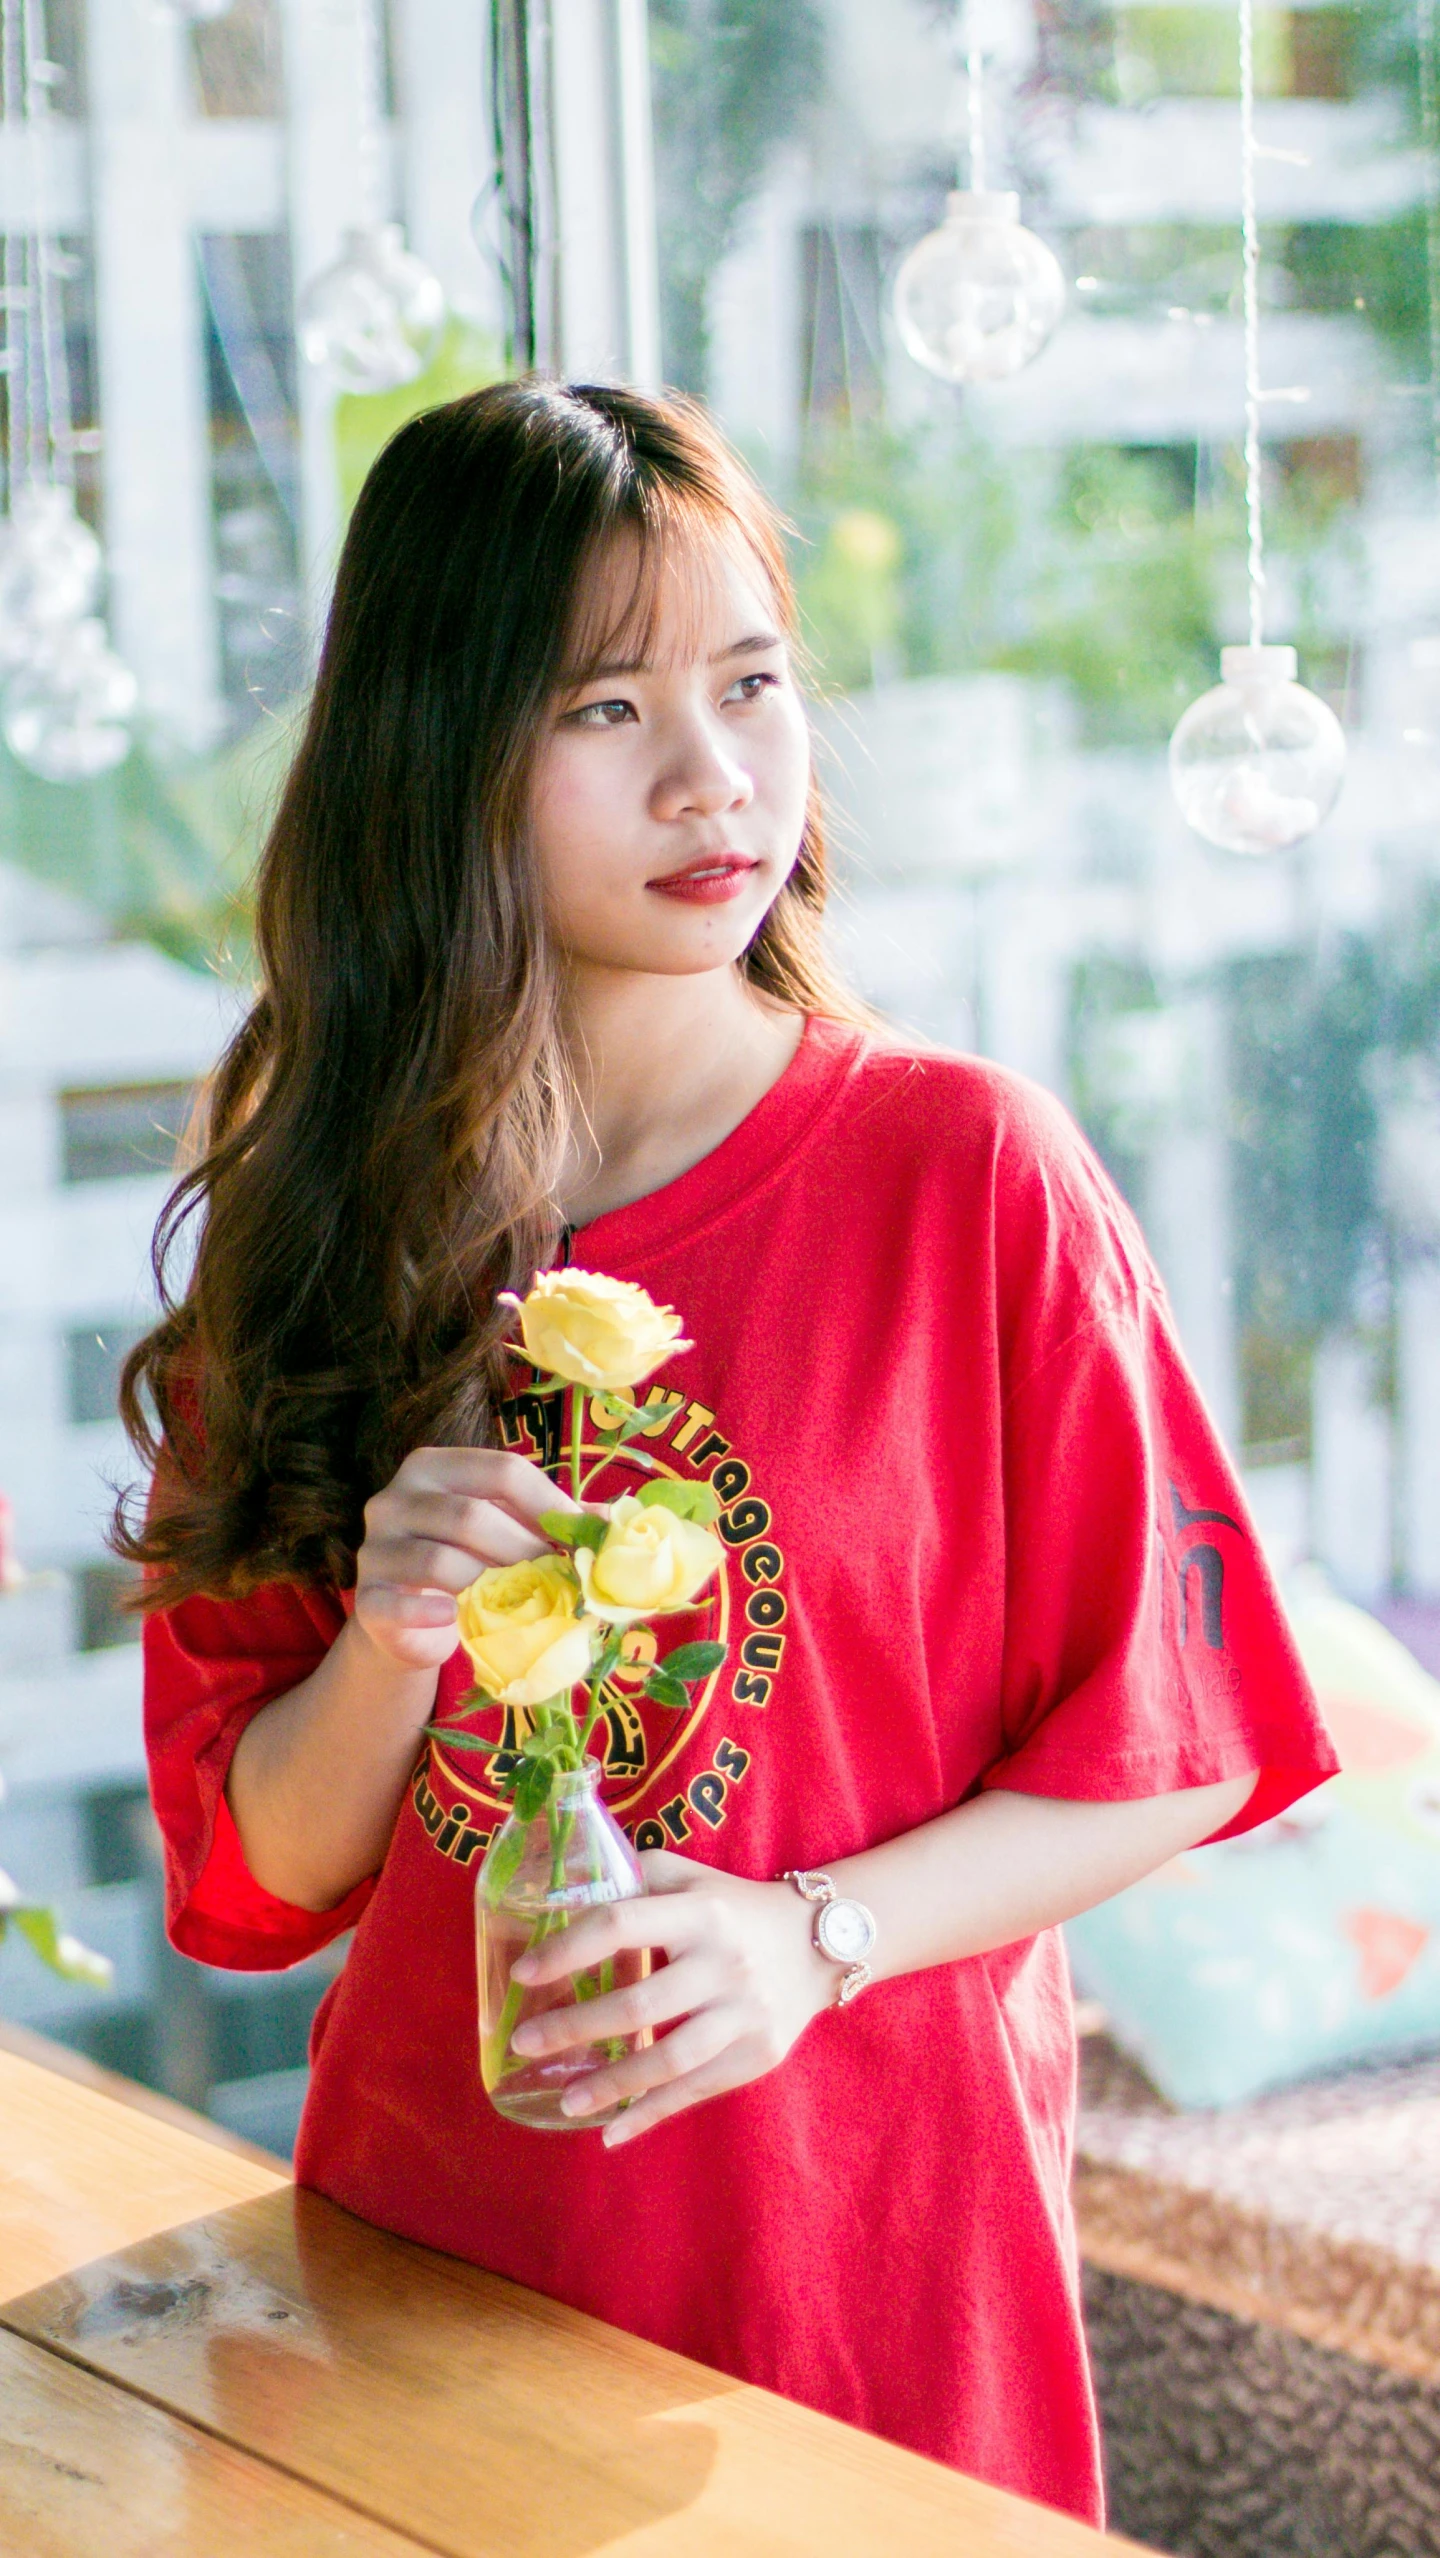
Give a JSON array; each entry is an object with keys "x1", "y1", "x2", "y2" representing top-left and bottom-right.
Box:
[
  {"x1": 785, "y1": 1868, "x2": 836, "y2": 1906},
  {"x1": 783, "y1": 1869, "x2": 874, "y2": 2005}
]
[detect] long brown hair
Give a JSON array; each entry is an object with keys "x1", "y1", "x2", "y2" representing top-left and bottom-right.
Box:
[{"x1": 114, "y1": 380, "x2": 864, "y2": 1606}]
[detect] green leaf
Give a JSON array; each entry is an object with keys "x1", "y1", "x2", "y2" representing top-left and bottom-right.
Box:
[
  {"x1": 523, "y1": 1726, "x2": 572, "y2": 1762},
  {"x1": 612, "y1": 1398, "x2": 681, "y2": 1446},
  {"x1": 571, "y1": 1512, "x2": 609, "y2": 1553},
  {"x1": 480, "y1": 1821, "x2": 527, "y2": 1904},
  {"x1": 539, "y1": 1509, "x2": 581, "y2": 1546},
  {"x1": 12, "y1": 1904, "x2": 114, "y2": 1990},
  {"x1": 423, "y1": 1724, "x2": 500, "y2": 1754},
  {"x1": 636, "y1": 1478, "x2": 717, "y2": 1523},
  {"x1": 453, "y1": 1683, "x2": 493, "y2": 1713},
  {"x1": 643, "y1": 1669, "x2": 691, "y2": 1710},
  {"x1": 658, "y1": 1640, "x2": 726, "y2": 1682},
  {"x1": 513, "y1": 1756, "x2": 555, "y2": 1823},
  {"x1": 590, "y1": 1633, "x2": 624, "y2": 1688}
]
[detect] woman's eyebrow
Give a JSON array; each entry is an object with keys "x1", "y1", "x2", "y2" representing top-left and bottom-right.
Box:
[
  {"x1": 566, "y1": 629, "x2": 784, "y2": 686},
  {"x1": 710, "y1": 630, "x2": 784, "y2": 663}
]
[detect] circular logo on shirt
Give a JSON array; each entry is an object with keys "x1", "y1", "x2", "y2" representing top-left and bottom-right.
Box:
[{"x1": 420, "y1": 1382, "x2": 787, "y2": 1860}]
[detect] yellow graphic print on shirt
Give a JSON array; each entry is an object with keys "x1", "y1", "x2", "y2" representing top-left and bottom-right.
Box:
[{"x1": 416, "y1": 1380, "x2": 786, "y2": 1867}]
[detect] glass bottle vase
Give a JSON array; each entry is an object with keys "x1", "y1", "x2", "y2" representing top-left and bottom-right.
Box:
[{"x1": 475, "y1": 1760, "x2": 649, "y2": 2131}]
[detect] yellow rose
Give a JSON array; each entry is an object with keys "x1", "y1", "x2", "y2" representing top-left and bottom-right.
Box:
[
  {"x1": 575, "y1": 1494, "x2": 724, "y2": 1625},
  {"x1": 455, "y1": 1554, "x2": 595, "y2": 1706},
  {"x1": 508, "y1": 1269, "x2": 689, "y2": 1394}
]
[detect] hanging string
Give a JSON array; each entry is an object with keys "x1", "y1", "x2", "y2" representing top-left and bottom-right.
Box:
[
  {"x1": 1238, "y1": 0, "x2": 1266, "y2": 648},
  {"x1": 1419, "y1": 0, "x2": 1440, "y2": 498},
  {"x1": 967, "y1": 47, "x2": 986, "y2": 193},
  {"x1": 25, "y1": 0, "x2": 72, "y2": 490},
  {"x1": 1, "y1": 0, "x2": 21, "y2": 508}
]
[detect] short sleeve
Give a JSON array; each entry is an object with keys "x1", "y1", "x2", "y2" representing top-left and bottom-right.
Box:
[
  {"x1": 986, "y1": 1139, "x2": 1337, "y2": 1837},
  {"x1": 144, "y1": 1579, "x2": 376, "y2": 1970}
]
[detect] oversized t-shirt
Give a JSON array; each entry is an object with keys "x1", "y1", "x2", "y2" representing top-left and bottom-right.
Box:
[{"x1": 144, "y1": 1018, "x2": 1338, "y2": 2525}]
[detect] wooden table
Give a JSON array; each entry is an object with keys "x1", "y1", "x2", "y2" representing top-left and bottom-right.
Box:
[{"x1": 0, "y1": 2024, "x2": 1137, "y2": 2555}]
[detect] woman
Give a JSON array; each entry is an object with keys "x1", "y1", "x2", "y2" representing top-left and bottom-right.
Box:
[{"x1": 122, "y1": 380, "x2": 1335, "y2": 2524}]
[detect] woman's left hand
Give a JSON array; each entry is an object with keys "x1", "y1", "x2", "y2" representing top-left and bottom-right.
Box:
[{"x1": 507, "y1": 1851, "x2": 838, "y2": 2146}]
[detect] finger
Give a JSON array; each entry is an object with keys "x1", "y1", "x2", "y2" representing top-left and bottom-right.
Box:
[
  {"x1": 401, "y1": 1447, "x2": 580, "y2": 1529},
  {"x1": 509, "y1": 1950, "x2": 720, "y2": 2059},
  {"x1": 512, "y1": 1894, "x2": 713, "y2": 1988},
  {"x1": 602, "y1": 2041, "x2": 760, "y2": 2147},
  {"x1": 376, "y1": 1490, "x2": 554, "y2": 1568},
  {"x1": 356, "y1": 1585, "x2": 459, "y2": 1629},
  {"x1": 360, "y1": 1517, "x2": 539, "y2": 1594},
  {"x1": 559, "y1": 2008, "x2": 735, "y2": 2123}
]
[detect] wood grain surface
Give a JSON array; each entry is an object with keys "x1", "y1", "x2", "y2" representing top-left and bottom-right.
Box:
[
  {"x1": 1, "y1": 2039, "x2": 1136, "y2": 2554},
  {"x1": 0, "y1": 2327, "x2": 430, "y2": 2557},
  {"x1": 0, "y1": 2018, "x2": 284, "y2": 2170},
  {"x1": 0, "y1": 2048, "x2": 286, "y2": 2304}
]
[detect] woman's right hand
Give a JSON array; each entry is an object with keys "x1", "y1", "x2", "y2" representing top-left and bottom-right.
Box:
[{"x1": 352, "y1": 1447, "x2": 574, "y2": 1673}]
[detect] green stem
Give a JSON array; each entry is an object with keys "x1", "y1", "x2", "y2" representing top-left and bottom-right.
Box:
[
  {"x1": 569, "y1": 1382, "x2": 583, "y2": 1504},
  {"x1": 576, "y1": 1674, "x2": 609, "y2": 1760}
]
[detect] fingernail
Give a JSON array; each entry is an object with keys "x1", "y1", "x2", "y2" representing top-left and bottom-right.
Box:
[
  {"x1": 561, "y1": 2086, "x2": 593, "y2": 2116},
  {"x1": 512, "y1": 1956, "x2": 537, "y2": 1983},
  {"x1": 510, "y1": 2025, "x2": 538, "y2": 2055}
]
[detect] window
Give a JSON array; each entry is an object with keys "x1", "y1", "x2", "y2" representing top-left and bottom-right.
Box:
[
  {"x1": 65, "y1": 1326, "x2": 144, "y2": 1427},
  {"x1": 76, "y1": 1565, "x2": 143, "y2": 1654},
  {"x1": 800, "y1": 225, "x2": 884, "y2": 428},
  {"x1": 59, "y1": 1083, "x2": 194, "y2": 1185}
]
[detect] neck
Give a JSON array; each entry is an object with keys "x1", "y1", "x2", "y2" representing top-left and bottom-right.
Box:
[{"x1": 556, "y1": 960, "x2": 803, "y2": 1228}]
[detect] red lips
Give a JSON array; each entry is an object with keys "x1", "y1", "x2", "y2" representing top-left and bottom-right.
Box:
[{"x1": 646, "y1": 855, "x2": 759, "y2": 905}]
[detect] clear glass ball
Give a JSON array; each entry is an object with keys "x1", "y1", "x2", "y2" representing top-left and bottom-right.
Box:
[
  {"x1": 893, "y1": 191, "x2": 1066, "y2": 385},
  {"x1": 1169, "y1": 646, "x2": 1346, "y2": 855},
  {"x1": 4, "y1": 616, "x2": 137, "y2": 782},
  {"x1": 298, "y1": 224, "x2": 446, "y2": 395},
  {"x1": 0, "y1": 484, "x2": 102, "y2": 669}
]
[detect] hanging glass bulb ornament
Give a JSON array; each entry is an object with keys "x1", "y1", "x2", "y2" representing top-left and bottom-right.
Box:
[
  {"x1": 0, "y1": 483, "x2": 101, "y2": 668},
  {"x1": 1170, "y1": 0, "x2": 1344, "y2": 854},
  {"x1": 3, "y1": 614, "x2": 137, "y2": 781},
  {"x1": 1169, "y1": 646, "x2": 1345, "y2": 856},
  {"x1": 894, "y1": 190, "x2": 1065, "y2": 384},
  {"x1": 298, "y1": 223, "x2": 446, "y2": 395}
]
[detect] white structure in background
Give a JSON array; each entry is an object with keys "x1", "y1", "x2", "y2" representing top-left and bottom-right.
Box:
[
  {"x1": 709, "y1": 0, "x2": 1437, "y2": 1557},
  {"x1": 0, "y1": 863, "x2": 230, "y2": 2036},
  {"x1": 0, "y1": 0, "x2": 498, "y2": 725},
  {"x1": 549, "y1": 0, "x2": 661, "y2": 387}
]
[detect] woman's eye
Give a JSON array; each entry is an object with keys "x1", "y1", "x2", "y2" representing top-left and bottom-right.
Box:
[
  {"x1": 724, "y1": 671, "x2": 780, "y2": 705},
  {"x1": 569, "y1": 698, "x2": 636, "y2": 728}
]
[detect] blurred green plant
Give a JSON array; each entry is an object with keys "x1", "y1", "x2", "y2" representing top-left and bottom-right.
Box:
[
  {"x1": 650, "y1": 0, "x2": 825, "y2": 395},
  {"x1": 791, "y1": 416, "x2": 1023, "y2": 693},
  {"x1": 0, "y1": 1868, "x2": 112, "y2": 1993},
  {"x1": 793, "y1": 422, "x2": 1359, "y2": 744},
  {"x1": 0, "y1": 706, "x2": 297, "y2": 977}
]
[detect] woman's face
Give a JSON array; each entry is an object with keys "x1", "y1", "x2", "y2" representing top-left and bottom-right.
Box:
[{"x1": 530, "y1": 528, "x2": 812, "y2": 981}]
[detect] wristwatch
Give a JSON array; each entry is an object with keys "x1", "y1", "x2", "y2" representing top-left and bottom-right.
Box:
[{"x1": 784, "y1": 1869, "x2": 877, "y2": 2005}]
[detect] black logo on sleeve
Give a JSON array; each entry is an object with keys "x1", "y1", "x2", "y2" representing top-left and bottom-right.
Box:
[{"x1": 1163, "y1": 1482, "x2": 1243, "y2": 1653}]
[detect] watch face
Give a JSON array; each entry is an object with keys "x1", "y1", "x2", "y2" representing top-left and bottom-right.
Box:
[{"x1": 817, "y1": 1897, "x2": 876, "y2": 1963}]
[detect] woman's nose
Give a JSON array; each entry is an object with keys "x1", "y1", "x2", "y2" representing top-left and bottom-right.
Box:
[{"x1": 651, "y1": 721, "x2": 754, "y2": 820}]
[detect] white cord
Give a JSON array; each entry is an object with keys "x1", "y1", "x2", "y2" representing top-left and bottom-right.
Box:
[
  {"x1": 1419, "y1": 0, "x2": 1440, "y2": 498},
  {"x1": 968, "y1": 47, "x2": 986, "y2": 194},
  {"x1": 1238, "y1": 0, "x2": 1265, "y2": 647},
  {"x1": 1, "y1": 0, "x2": 18, "y2": 508},
  {"x1": 25, "y1": 0, "x2": 72, "y2": 490}
]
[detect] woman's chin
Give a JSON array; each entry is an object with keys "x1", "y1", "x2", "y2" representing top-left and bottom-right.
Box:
[{"x1": 564, "y1": 903, "x2": 778, "y2": 980}]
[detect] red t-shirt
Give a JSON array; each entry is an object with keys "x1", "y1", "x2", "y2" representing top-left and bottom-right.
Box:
[{"x1": 144, "y1": 1018, "x2": 1336, "y2": 2523}]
